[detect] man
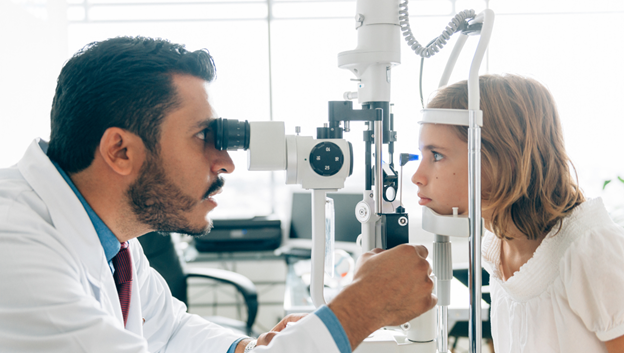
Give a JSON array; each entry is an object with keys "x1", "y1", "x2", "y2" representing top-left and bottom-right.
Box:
[{"x1": 0, "y1": 36, "x2": 436, "y2": 353}]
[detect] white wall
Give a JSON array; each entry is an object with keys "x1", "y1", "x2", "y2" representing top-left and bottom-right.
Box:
[
  {"x1": 0, "y1": 0, "x2": 68, "y2": 167},
  {"x1": 1, "y1": 0, "x2": 622, "y2": 216}
]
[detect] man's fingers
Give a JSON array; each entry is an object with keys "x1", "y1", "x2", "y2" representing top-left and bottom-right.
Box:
[
  {"x1": 256, "y1": 313, "x2": 309, "y2": 347},
  {"x1": 413, "y1": 244, "x2": 428, "y2": 258},
  {"x1": 428, "y1": 293, "x2": 438, "y2": 310},
  {"x1": 256, "y1": 331, "x2": 278, "y2": 346},
  {"x1": 359, "y1": 248, "x2": 383, "y2": 261},
  {"x1": 355, "y1": 248, "x2": 384, "y2": 270},
  {"x1": 271, "y1": 313, "x2": 307, "y2": 332}
]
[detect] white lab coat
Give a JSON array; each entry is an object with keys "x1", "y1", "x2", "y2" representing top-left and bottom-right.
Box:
[{"x1": 0, "y1": 139, "x2": 340, "y2": 353}]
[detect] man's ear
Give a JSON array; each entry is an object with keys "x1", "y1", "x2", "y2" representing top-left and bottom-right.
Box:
[{"x1": 98, "y1": 127, "x2": 145, "y2": 176}]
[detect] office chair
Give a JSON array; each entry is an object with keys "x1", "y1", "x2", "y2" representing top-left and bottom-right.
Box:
[{"x1": 138, "y1": 232, "x2": 259, "y2": 337}]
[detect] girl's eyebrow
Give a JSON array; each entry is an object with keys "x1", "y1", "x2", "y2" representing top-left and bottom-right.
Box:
[{"x1": 422, "y1": 144, "x2": 448, "y2": 152}]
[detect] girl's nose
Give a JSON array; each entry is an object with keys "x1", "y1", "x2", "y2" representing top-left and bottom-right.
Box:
[{"x1": 411, "y1": 163, "x2": 426, "y2": 186}]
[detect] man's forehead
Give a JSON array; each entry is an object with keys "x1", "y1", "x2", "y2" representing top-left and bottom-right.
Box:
[
  {"x1": 166, "y1": 75, "x2": 217, "y2": 131},
  {"x1": 204, "y1": 80, "x2": 216, "y2": 106},
  {"x1": 205, "y1": 83, "x2": 219, "y2": 119},
  {"x1": 189, "y1": 107, "x2": 217, "y2": 132}
]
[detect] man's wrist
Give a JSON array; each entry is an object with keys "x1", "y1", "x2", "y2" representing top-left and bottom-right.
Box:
[
  {"x1": 234, "y1": 338, "x2": 254, "y2": 353},
  {"x1": 328, "y1": 281, "x2": 381, "y2": 351},
  {"x1": 244, "y1": 339, "x2": 257, "y2": 352}
]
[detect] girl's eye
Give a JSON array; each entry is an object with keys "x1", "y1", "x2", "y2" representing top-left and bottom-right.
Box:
[{"x1": 433, "y1": 151, "x2": 443, "y2": 161}]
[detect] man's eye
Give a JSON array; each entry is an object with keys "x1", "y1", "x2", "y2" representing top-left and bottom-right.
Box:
[
  {"x1": 433, "y1": 151, "x2": 443, "y2": 161},
  {"x1": 196, "y1": 129, "x2": 213, "y2": 142}
]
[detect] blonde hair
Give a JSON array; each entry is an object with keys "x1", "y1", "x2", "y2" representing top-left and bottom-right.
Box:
[{"x1": 427, "y1": 74, "x2": 584, "y2": 240}]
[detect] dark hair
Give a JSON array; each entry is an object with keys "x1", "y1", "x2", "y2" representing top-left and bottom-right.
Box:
[{"x1": 47, "y1": 36, "x2": 216, "y2": 173}]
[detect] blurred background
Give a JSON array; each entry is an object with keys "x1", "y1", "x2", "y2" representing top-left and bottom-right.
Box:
[{"x1": 1, "y1": 0, "x2": 622, "y2": 226}]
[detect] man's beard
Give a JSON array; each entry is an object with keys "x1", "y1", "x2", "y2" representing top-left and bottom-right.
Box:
[{"x1": 126, "y1": 152, "x2": 224, "y2": 237}]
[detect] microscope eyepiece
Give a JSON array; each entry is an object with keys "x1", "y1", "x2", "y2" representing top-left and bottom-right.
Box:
[{"x1": 213, "y1": 118, "x2": 250, "y2": 151}]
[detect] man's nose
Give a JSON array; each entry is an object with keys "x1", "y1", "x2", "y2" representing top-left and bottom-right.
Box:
[{"x1": 212, "y1": 149, "x2": 235, "y2": 175}]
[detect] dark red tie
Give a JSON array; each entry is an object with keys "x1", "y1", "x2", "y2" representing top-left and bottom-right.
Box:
[{"x1": 112, "y1": 241, "x2": 132, "y2": 326}]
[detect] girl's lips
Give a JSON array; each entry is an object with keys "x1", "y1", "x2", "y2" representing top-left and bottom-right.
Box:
[{"x1": 418, "y1": 197, "x2": 431, "y2": 206}]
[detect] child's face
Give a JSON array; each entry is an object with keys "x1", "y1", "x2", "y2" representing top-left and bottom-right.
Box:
[{"x1": 411, "y1": 123, "x2": 469, "y2": 215}]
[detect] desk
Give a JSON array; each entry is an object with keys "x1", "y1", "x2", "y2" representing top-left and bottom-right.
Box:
[
  {"x1": 184, "y1": 244, "x2": 282, "y2": 263},
  {"x1": 283, "y1": 261, "x2": 489, "y2": 332}
]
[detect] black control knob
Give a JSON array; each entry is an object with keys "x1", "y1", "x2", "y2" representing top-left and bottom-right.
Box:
[{"x1": 309, "y1": 142, "x2": 344, "y2": 176}]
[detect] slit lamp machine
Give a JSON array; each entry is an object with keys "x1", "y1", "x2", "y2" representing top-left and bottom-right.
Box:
[{"x1": 213, "y1": 1, "x2": 495, "y2": 352}]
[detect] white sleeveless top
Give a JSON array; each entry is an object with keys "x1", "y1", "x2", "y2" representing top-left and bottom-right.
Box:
[{"x1": 482, "y1": 198, "x2": 624, "y2": 353}]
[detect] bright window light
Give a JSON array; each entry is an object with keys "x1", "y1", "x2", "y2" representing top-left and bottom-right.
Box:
[
  {"x1": 1, "y1": 0, "x2": 622, "y2": 217},
  {"x1": 86, "y1": 3, "x2": 267, "y2": 21}
]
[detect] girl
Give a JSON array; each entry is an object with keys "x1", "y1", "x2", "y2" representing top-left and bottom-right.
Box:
[{"x1": 412, "y1": 74, "x2": 624, "y2": 352}]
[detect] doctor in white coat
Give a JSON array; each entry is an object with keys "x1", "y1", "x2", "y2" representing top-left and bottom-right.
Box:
[{"x1": 0, "y1": 36, "x2": 436, "y2": 353}]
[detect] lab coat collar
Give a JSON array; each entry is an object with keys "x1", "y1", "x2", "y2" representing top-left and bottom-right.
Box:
[
  {"x1": 17, "y1": 139, "x2": 125, "y2": 327},
  {"x1": 52, "y1": 161, "x2": 121, "y2": 269}
]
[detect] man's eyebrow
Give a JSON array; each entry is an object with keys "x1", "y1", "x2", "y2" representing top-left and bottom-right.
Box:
[{"x1": 191, "y1": 118, "x2": 214, "y2": 132}]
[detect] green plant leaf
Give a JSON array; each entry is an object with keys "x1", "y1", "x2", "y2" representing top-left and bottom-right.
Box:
[
  {"x1": 618, "y1": 176, "x2": 624, "y2": 184},
  {"x1": 603, "y1": 180, "x2": 612, "y2": 190}
]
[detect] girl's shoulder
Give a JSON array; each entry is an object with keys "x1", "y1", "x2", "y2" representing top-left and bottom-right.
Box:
[
  {"x1": 557, "y1": 199, "x2": 624, "y2": 340},
  {"x1": 539, "y1": 197, "x2": 623, "y2": 274},
  {"x1": 482, "y1": 197, "x2": 624, "y2": 301},
  {"x1": 558, "y1": 198, "x2": 624, "y2": 271},
  {"x1": 562, "y1": 197, "x2": 622, "y2": 238}
]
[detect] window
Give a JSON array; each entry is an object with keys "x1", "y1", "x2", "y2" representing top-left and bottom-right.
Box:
[{"x1": 2, "y1": 0, "x2": 623, "y2": 220}]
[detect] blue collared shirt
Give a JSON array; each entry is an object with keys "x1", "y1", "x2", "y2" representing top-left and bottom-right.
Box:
[{"x1": 53, "y1": 163, "x2": 350, "y2": 353}]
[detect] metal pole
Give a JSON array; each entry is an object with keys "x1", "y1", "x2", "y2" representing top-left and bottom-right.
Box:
[
  {"x1": 310, "y1": 189, "x2": 328, "y2": 307},
  {"x1": 374, "y1": 108, "x2": 383, "y2": 214},
  {"x1": 468, "y1": 110, "x2": 482, "y2": 353}
]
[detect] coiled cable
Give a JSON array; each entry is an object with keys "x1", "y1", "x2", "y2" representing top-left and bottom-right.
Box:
[{"x1": 399, "y1": 0, "x2": 476, "y2": 58}]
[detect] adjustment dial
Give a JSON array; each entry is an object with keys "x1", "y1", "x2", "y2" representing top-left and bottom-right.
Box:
[{"x1": 309, "y1": 142, "x2": 344, "y2": 176}]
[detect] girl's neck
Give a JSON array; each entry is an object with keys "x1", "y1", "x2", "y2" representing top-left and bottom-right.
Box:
[{"x1": 498, "y1": 226, "x2": 547, "y2": 281}]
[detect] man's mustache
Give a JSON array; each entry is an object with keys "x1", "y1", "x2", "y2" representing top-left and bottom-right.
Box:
[{"x1": 204, "y1": 176, "x2": 225, "y2": 200}]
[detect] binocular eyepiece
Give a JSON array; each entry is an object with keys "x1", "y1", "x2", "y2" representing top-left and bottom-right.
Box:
[
  {"x1": 210, "y1": 116, "x2": 352, "y2": 187},
  {"x1": 212, "y1": 118, "x2": 250, "y2": 151}
]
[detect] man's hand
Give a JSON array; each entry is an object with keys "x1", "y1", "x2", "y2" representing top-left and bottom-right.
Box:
[
  {"x1": 253, "y1": 313, "x2": 309, "y2": 348},
  {"x1": 269, "y1": 313, "x2": 308, "y2": 333},
  {"x1": 328, "y1": 244, "x2": 437, "y2": 351}
]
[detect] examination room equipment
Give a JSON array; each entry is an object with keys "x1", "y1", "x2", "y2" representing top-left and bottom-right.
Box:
[
  {"x1": 194, "y1": 217, "x2": 282, "y2": 252},
  {"x1": 289, "y1": 192, "x2": 363, "y2": 249},
  {"x1": 213, "y1": 1, "x2": 494, "y2": 352}
]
